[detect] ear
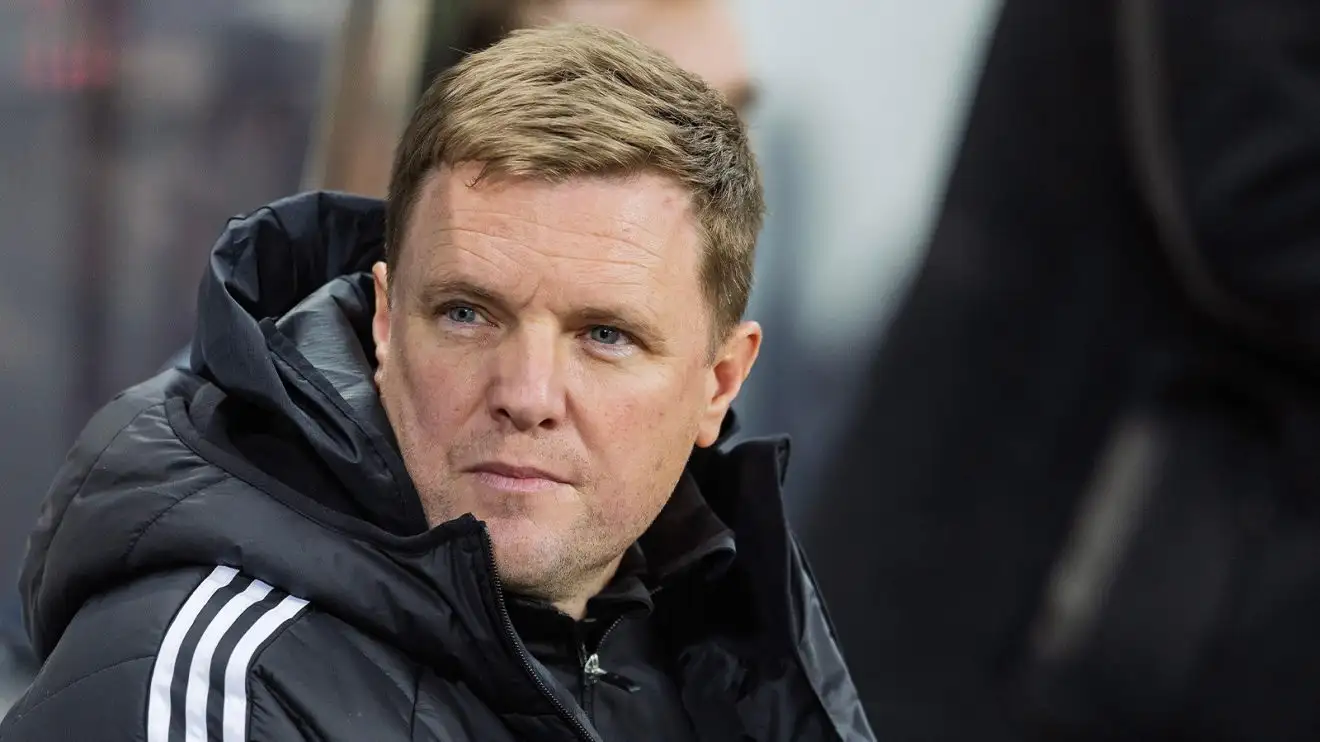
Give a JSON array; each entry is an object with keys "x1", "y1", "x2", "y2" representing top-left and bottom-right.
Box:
[
  {"x1": 695, "y1": 321, "x2": 762, "y2": 448},
  {"x1": 371, "y1": 262, "x2": 392, "y2": 382}
]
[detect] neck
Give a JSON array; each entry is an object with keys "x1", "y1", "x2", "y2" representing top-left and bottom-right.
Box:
[{"x1": 548, "y1": 552, "x2": 625, "y2": 620}]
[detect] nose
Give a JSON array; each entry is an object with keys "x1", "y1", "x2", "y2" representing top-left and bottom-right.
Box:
[{"x1": 486, "y1": 323, "x2": 566, "y2": 432}]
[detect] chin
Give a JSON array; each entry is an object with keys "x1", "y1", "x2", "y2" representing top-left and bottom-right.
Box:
[{"x1": 485, "y1": 517, "x2": 564, "y2": 581}]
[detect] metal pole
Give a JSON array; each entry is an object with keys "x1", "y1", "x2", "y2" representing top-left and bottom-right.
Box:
[{"x1": 69, "y1": 0, "x2": 124, "y2": 437}]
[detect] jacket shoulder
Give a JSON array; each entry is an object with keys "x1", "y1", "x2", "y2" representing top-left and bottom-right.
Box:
[
  {"x1": 1, "y1": 566, "x2": 314, "y2": 741},
  {"x1": 246, "y1": 605, "x2": 425, "y2": 739},
  {"x1": 21, "y1": 369, "x2": 216, "y2": 657}
]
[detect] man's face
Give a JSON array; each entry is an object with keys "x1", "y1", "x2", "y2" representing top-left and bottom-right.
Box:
[
  {"x1": 373, "y1": 164, "x2": 760, "y2": 605},
  {"x1": 536, "y1": 0, "x2": 755, "y2": 110}
]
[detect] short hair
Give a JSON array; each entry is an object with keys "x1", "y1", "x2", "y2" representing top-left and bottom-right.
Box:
[{"x1": 386, "y1": 23, "x2": 764, "y2": 341}]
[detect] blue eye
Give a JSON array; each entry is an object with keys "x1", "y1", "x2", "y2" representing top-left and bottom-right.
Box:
[
  {"x1": 588, "y1": 326, "x2": 627, "y2": 345},
  {"x1": 445, "y1": 305, "x2": 480, "y2": 324}
]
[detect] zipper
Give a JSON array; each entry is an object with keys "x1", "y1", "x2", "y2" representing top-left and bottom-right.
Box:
[
  {"x1": 580, "y1": 614, "x2": 641, "y2": 711},
  {"x1": 579, "y1": 640, "x2": 598, "y2": 722},
  {"x1": 579, "y1": 619, "x2": 617, "y2": 726},
  {"x1": 594, "y1": 615, "x2": 625, "y2": 655},
  {"x1": 482, "y1": 532, "x2": 596, "y2": 742},
  {"x1": 582, "y1": 581, "x2": 667, "y2": 699}
]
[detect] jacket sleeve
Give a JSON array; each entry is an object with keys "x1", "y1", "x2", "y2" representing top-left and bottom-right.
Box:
[{"x1": 0, "y1": 567, "x2": 310, "y2": 741}]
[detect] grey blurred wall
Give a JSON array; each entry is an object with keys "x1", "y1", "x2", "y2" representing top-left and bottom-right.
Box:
[{"x1": 732, "y1": 0, "x2": 1001, "y2": 514}]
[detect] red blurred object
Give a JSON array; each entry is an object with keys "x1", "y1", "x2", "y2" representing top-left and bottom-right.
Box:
[{"x1": 20, "y1": 0, "x2": 119, "y2": 91}]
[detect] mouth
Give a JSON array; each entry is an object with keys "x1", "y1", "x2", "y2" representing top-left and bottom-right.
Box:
[{"x1": 466, "y1": 462, "x2": 571, "y2": 494}]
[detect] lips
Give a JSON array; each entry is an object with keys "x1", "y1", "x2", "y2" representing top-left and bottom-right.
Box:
[
  {"x1": 467, "y1": 456, "x2": 570, "y2": 491},
  {"x1": 469, "y1": 462, "x2": 568, "y2": 484}
]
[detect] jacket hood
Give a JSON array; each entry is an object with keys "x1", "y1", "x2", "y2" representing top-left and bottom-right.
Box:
[
  {"x1": 21, "y1": 192, "x2": 788, "y2": 672},
  {"x1": 190, "y1": 191, "x2": 428, "y2": 535}
]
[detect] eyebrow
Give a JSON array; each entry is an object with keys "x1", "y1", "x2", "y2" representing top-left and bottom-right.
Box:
[
  {"x1": 415, "y1": 277, "x2": 669, "y2": 349},
  {"x1": 416, "y1": 278, "x2": 507, "y2": 315}
]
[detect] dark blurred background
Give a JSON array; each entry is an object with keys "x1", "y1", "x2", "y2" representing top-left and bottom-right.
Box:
[{"x1": 7, "y1": 0, "x2": 1320, "y2": 739}]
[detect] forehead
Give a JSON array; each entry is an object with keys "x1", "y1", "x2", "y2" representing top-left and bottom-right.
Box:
[{"x1": 399, "y1": 164, "x2": 705, "y2": 309}]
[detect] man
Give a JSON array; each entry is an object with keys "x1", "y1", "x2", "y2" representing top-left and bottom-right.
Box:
[{"x1": 1, "y1": 25, "x2": 872, "y2": 742}]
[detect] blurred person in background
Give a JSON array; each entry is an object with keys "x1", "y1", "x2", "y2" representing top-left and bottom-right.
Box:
[
  {"x1": 802, "y1": 0, "x2": 1320, "y2": 739},
  {"x1": 322, "y1": 0, "x2": 754, "y2": 196},
  {"x1": 464, "y1": 0, "x2": 753, "y2": 109},
  {"x1": 0, "y1": 25, "x2": 871, "y2": 742}
]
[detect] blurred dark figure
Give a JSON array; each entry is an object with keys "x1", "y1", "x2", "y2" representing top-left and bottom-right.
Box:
[{"x1": 801, "y1": 0, "x2": 1320, "y2": 740}]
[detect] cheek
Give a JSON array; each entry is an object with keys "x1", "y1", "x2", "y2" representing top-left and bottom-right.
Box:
[
  {"x1": 577, "y1": 365, "x2": 706, "y2": 482},
  {"x1": 392, "y1": 330, "x2": 481, "y2": 434},
  {"x1": 581, "y1": 394, "x2": 695, "y2": 536}
]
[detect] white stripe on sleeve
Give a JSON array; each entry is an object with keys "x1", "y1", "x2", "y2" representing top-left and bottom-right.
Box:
[
  {"x1": 221, "y1": 594, "x2": 310, "y2": 742},
  {"x1": 146, "y1": 566, "x2": 238, "y2": 742},
  {"x1": 182, "y1": 580, "x2": 274, "y2": 742}
]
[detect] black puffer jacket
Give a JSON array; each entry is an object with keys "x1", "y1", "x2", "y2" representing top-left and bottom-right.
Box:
[{"x1": 0, "y1": 193, "x2": 873, "y2": 742}]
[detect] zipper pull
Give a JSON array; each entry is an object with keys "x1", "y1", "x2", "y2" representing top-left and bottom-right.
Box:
[
  {"x1": 600, "y1": 671, "x2": 641, "y2": 693},
  {"x1": 582, "y1": 653, "x2": 640, "y2": 693},
  {"x1": 583, "y1": 652, "x2": 606, "y2": 685}
]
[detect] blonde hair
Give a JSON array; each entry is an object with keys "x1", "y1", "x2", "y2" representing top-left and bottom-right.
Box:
[{"x1": 385, "y1": 23, "x2": 764, "y2": 339}]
